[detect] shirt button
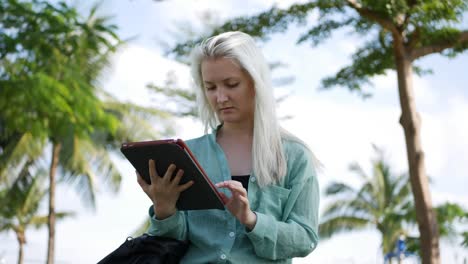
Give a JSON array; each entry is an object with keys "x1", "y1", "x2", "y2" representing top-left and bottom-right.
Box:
[
  {"x1": 250, "y1": 177, "x2": 256, "y2": 182},
  {"x1": 229, "y1": 232, "x2": 235, "y2": 237},
  {"x1": 220, "y1": 254, "x2": 227, "y2": 260},
  {"x1": 311, "y1": 242, "x2": 316, "y2": 248}
]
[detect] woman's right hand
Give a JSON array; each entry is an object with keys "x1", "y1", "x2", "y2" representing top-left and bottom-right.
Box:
[{"x1": 137, "y1": 159, "x2": 194, "y2": 220}]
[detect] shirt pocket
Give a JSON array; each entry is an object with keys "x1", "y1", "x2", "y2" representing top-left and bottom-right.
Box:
[{"x1": 256, "y1": 185, "x2": 291, "y2": 220}]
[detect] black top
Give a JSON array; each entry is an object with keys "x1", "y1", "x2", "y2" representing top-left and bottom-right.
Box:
[{"x1": 231, "y1": 175, "x2": 250, "y2": 191}]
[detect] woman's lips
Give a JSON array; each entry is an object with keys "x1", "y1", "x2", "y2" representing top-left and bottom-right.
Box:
[{"x1": 220, "y1": 107, "x2": 234, "y2": 111}]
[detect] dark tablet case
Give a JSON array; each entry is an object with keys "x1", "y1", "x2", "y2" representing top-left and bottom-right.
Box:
[{"x1": 121, "y1": 139, "x2": 224, "y2": 210}]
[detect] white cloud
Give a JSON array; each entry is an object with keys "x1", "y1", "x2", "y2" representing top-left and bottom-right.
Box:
[
  {"x1": 105, "y1": 43, "x2": 192, "y2": 105},
  {"x1": 278, "y1": 92, "x2": 406, "y2": 188}
]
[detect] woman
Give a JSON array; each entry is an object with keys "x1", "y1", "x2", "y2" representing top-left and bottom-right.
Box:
[{"x1": 137, "y1": 31, "x2": 319, "y2": 263}]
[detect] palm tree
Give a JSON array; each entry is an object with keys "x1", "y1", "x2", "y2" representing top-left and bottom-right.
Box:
[
  {"x1": 0, "y1": 163, "x2": 72, "y2": 264},
  {"x1": 319, "y1": 146, "x2": 414, "y2": 255},
  {"x1": 320, "y1": 146, "x2": 468, "y2": 260},
  {"x1": 0, "y1": 92, "x2": 172, "y2": 264},
  {"x1": 1, "y1": 3, "x2": 175, "y2": 263},
  {"x1": 41, "y1": 5, "x2": 123, "y2": 263},
  {"x1": 0, "y1": 132, "x2": 46, "y2": 185}
]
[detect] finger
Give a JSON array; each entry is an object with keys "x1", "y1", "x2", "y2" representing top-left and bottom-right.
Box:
[
  {"x1": 238, "y1": 194, "x2": 250, "y2": 206},
  {"x1": 216, "y1": 181, "x2": 247, "y2": 199},
  {"x1": 216, "y1": 180, "x2": 243, "y2": 191},
  {"x1": 225, "y1": 181, "x2": 247, "y2": 196},
  {"x1": 177, "y1": 180, "x2": 194, "y2": 192},
  {"x1": 148, "y1": 159, "x2": 159, "y2": 184},
  {"x1": 163, "y1": 164, "x2": 177, "y2": 183},
  {"x1": 215, "y1": 180, "x2": 240, "y2": 187},
  {"x1": 171, "y1": 169, "x2": 184, "y2": 186},
  {"x1": 215, "y1": 181, "x2": 226, "y2": 188},
  {"x1": 136, "y1": 171, "x2": 148, "y2": 192},
  {"x1": 136, "y1": 171, "x2": 146, "y2": 186}
]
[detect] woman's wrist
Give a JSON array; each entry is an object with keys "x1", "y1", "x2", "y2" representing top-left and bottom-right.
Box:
[
  {"x1": 244, "y1": 211, "x2": 257, "y2": 231},
  {"x1": 153, "y1": 203, "x2": 176, "y2": 220}
]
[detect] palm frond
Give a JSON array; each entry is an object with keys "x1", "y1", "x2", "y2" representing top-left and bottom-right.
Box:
[
  {"x1": 319, "y1": 216, "x2": 371, "y2": 239},
  {"x1": 324, "y1": 182, "x2": 356, "y2": 196},
  {"x1": 348, "y1": 161, "x2": 369, "y2": 182},
  {"x1": 320, "y1": 145, "x2": 424, "y2": 255},
  {"x1": 321, "y1": 199, "x2": 374, "y2": 224},
  {"x1": 0, "y1": 133, "x2": 46, "y2": 184},
  {"x1": 30, "y1": 211, "x2": 74, "y2": 229}
]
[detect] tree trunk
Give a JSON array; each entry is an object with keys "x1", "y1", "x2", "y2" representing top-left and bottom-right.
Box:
[
  {"x1": 393, "y1": 37, "x2": 440, "y2": 263},
  {"x1": 16, "y1": 231, "x2": 25, "y2": 264},
  {"x1": 46, "y1": 142, "x2": 61, "y2": 264}
]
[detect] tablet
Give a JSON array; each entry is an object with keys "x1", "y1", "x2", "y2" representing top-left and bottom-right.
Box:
[{"x1": 121, "y1": 139, "x2": 224, "y2": 210}]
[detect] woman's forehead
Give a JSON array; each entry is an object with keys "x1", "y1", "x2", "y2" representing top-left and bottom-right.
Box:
[{"x1": 201, "y1": 58, "x2": 244, "y2": 81}]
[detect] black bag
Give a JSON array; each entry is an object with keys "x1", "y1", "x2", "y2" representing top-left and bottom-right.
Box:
[{"x1": 97, "y1": 234, "x2": 189, "y2": 264}]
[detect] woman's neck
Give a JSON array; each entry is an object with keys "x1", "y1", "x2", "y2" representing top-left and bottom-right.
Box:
[{"x1": 218, "y1": 121, "x2": 254, "y2": 140}]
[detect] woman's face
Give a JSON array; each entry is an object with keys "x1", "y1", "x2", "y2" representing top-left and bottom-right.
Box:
[{"x1": 201, "y1": 57, "x2": 255, "y2": 125}]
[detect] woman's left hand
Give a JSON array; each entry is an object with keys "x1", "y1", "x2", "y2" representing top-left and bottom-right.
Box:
[{"x1": 216, "y1": 180, "x2": 257, "y2": 230}]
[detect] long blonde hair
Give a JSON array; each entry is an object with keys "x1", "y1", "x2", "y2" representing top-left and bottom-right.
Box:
[{"x1": 190, "y1": 31, "x2": 289, "y2": 186}]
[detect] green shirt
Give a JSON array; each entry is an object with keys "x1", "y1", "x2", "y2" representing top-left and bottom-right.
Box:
[{"x1": 147, "y1": 131, "x2": 320, "y2": 263}]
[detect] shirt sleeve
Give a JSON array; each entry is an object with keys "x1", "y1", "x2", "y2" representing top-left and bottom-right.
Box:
[
  {"x1": 146, "y1": 206, "x2": 188, "y2": 241},
  {"x1": 246, "y1": 146, "x2": 320, "y2": 260}
]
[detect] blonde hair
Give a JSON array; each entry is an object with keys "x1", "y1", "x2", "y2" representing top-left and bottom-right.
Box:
[
  {"x1": 190, "y1": 31, "x2": 306, "y2": 186},
  {"x1": 191, "y1": 31, "x2": 321, "y2": 186}
]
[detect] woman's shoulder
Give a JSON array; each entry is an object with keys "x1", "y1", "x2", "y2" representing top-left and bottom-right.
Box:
[
  {"x1": 281, "y1": 136, "x2": 319, "y2": 184},
  {"x1": 185, "y1": 134, "x2": 211, "y2": 150},
  {"x1": 282, "y1": 136, "x2": 312, "y2": 159}
]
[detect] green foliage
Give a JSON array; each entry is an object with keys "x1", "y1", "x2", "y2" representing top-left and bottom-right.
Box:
[
  {"x1": 411, "y1": 0, "x2": 467, "y2": 23},
  {"x1": 435, "y1": 202, "x2": 468, "y2": 238},
  {"x1": 0, "y1": 0, "x2": 122, "y2": 209},
  {"x1": 462, "y1": 231, "x2": 468, "y2": 247},
  {"x1": 0, "y1": 132, "x2": 46, "y2": 184},
  {"x1": 0, "y1": 162, "x2": 73, "y2": 261},
  {"x1": 0, "y1": 0, "x2": 120, "y2": 141},
  {"x1": 0, "y1": 6, "x2": 179, "y2": 260},
  {"x1": 320, "y1": 146, "x2": 414, "y2": 254},
  {"x1": 0, "y1": 0, "x2": 176, "y2": 209},
  {"x1": 168, "y1": 0, "x2": 468, "y2": 96},
  {"x1": 169, "y1": 3, "x2": 317, "y2": 58},
  {"x1": 320, "y1": 145, "x2": 468, "y2": 255},
  {"x1": 322, "y1": 41, "x2": 394, "y2": 97},
  {"x1": 0, "y1": 163, "x2": 73, "y2": 234}
]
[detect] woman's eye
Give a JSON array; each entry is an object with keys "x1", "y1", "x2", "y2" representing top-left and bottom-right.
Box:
[
  {"x1": 205, "y1": 86, "x2": 215, "y2": 91},
  {"x1": 227, "y1": 83, "x2": 239, "y2": 88}
]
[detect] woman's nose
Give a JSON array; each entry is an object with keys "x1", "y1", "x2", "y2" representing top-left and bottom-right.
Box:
[{"x1": 216, "y1": 89, "x2": 228, "y2": 103}]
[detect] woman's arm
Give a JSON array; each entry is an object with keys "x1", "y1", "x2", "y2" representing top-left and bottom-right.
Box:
[
  {"x1": 246, "y1": 175, "x2": 319, "y2": 259},
  {"x1": 137, "y1": 159, "x2": 193, "y2": 240},
  {"x1": 246, "y1": 146, "x2": 320, "y2": 260},
  {"x1": 146, "y1": 207, "x2": 188, "y2": 241}
]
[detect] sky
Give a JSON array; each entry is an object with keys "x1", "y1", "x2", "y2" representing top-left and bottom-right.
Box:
[{"x1": 1, "y1": 1, "x2": 468, "y2": 263}]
